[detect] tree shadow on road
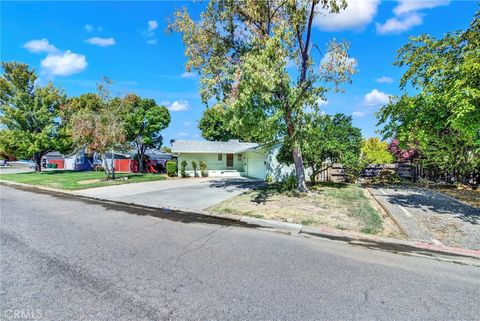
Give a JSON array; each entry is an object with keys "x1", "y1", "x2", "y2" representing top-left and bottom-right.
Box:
[{"x1": 371, "y1": 185, "x2": 480, "y2": 225}]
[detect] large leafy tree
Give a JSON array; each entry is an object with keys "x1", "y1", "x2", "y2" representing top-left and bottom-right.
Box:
[
  {"x1": 198, "y1": 105, "x2": 239, "y2": 141},
  {"x1": 0, "y1": 62, "x2": 71, "y2": 171},
  {"x1": 67, "y1": 79, "x2": 126, "y2": 179},
  {"x1": 123, "y1": 94, "x2": 170, "y2": 173},
  {"x1": 170, "y1": 0, "x2": 356, "y2": 191},
  {"x1": 377, "y1": 12, "x2": 479, "y2": 181},
  {"x1": 278, "y1": 113, "x2": 362, "y2": 184},
  {"x1": 361, "y1": 138, "x2": 394, "y2": 165}
]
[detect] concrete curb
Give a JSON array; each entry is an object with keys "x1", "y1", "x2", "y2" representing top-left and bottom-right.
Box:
[{"x1": 2, "y1": 180, "x2": 479, "y2": 262}]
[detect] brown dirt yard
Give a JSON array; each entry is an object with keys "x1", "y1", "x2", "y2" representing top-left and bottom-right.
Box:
[{"x1": 208, "y1": 182, "x2": 403, "y2": 238}]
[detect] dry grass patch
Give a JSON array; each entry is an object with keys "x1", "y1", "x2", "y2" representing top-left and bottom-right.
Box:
[{"x1": 208, "y1": 182, "x2": 403, "y2": 236}]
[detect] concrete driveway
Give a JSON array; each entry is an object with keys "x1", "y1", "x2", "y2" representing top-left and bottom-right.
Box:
[{"x1": 76, "y1": 177, "x2": 263, "y2": 211}]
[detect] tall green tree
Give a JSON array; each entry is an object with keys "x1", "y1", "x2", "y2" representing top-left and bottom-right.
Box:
[
  {"x1": 278, "y1": 113, "x2": 362, "y2": 184},
  {"x1": 67, "y1": 78, "x2": 126, "y2": 179},
  {"x1": 0, "y1": 62, "x2": 70, "y2": 171},
  {"x1": 170, "y1": 0, "x2": 356, "y2": 191},
  {"x1": 198, "y1": 105, "x2": 239, "y2": 141},
  {"x1": 361, "y1": 138, "x2": 394, "y2": 165},
  {"x1": 377, "y1": 12, "x2": 480, "y2": 181},
  {"x1": 123, "y1": 94, "x2": 170, "y2": 173}
]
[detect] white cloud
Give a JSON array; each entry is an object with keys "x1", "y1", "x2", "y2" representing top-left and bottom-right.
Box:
[
  {"x1": 376, "y1": 12, "x2": 423, "y2": 35},
  {"x1": 41, "y1": 51, "x2": 87, "y2": 77},
  {"x1": 144, "y1": 20, "x2": 158, "y2": 45},
  {"x1": 394, "y1": 0, "x2": 450, "y2": 15},
  {"x1": 162, "y1": 100, "x2": 189, "y2": 112},
  {"x1": 180, "y1": 71, "x2": 196, "y2": 78},
  {"x1": 182, "y1": 121, "x2": 192, "y2": 126},
  {"x1": 86, "y1": 37, "x2": 116, "y2": 47},
  {"x1": 317, "y1": 99, "x2": 328, "y2": 106},
  {"x1": 176, "y1": 132, "x2": 189, "y2": 138},
  {"x1": 23, "y1": 39, "x2": 58, "y2": 54},
  {"x1": 84, "y1": 24, "x2": 93, "y2": 32},
  {"x1": 352, "y1": 111, "x2": 366, "y2": 117},
  {"x1": 363, "y1": 89, "x2": 390, "y2": 106},
  {"x1": 376, "y1": 76, "x2": 394, "y2": 83},
  {"x1": 147, "y1": 20, "x2": 158, "y2": 32},
  {"x1": 376, "y1": 0, "x2": 450, "y2": 35},
  {"x1": 313, "y1": 0, "x2": 380, "y2": 31}
]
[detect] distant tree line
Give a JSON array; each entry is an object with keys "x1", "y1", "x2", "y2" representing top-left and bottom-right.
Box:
[{"x1": 0, "y1": 62, "x2": 171, "y2": 179}]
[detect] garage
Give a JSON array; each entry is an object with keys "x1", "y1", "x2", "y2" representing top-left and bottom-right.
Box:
[{"x1": 246, "y1": 152, "x2": 266, "y2": 179}]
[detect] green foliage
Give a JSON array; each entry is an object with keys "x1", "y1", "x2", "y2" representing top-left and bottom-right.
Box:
[
  {"x1": 180, "y1": 160, "x2": 188, "y2": 178},
  {"x1": 265, "y1": 174, "x2": 274, "y2": 184},
  {"x1": 199, "y1": 160, "x2": 208, "y2": 177},
  {"x1": 123, "y1": 94, "x2": 171, "y2": 173},
  {"x1": 341, "y1": 151, "x2": 363, "y2": 183},
  {"x1": 191, "y1": 160, "x2": 198, "y2": 177},
  {"x1": 199, "y1": 105, "x2": 239, "y2": 141},
  {"x1": 377, "y1": 169, "x2": 401, "y2": 184},
  {"x1": 0, "y1": 62, "x2": 71, "y2": 171},
  {"x1": 161, "y1": 147, "x2": 172, "y2": 153},
  {"x1": 166, "y1": 161, "x2": 177, "y2": 177},
  {"x1": 279, "y1": 173, "x2": 297, "y2": 193},
  {"x1": 170, "y1": 0, "x2": 355, "y2": 192},
  {"x1": 377, "y1": 12, "x2": 480, "y2": 182},
  {"x1": 278, "y1": 113, "x2": 362, "y2": 184},
  {"x1": 361, "y1": 138, "x2": 394, "y2": 165},
  {"x1": 67, "y1": 78, "x2": 126, "y2": 179}
]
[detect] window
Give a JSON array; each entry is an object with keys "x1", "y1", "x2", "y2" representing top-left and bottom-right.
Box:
[
  {"x1": 218, "y1": 153, "x2": 222, "y2": 161},
  {"x1": 237, "y1": 154, "x2": 243, "y2": 161}
]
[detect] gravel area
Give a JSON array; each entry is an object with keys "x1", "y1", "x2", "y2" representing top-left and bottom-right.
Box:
[{"x1": 369, "y1": 185, "x2": 480, "y2": 250}]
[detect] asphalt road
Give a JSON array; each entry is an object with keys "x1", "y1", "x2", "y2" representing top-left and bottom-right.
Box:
[
  {"x1": 369, "y1": 185, "x2": 480, "y2": 250},
  {"x1": 1, "y1": 185, "x2": 479, "y2": 321}
]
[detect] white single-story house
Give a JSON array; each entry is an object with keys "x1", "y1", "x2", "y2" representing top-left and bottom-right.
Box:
[{"x1": 171, "y1": 139, "x2": 305, "y2": 180}]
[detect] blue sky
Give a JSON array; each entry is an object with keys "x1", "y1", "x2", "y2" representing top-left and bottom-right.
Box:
[{"x1": 1, "y1": 0, "x2": 478, "y2": 145}]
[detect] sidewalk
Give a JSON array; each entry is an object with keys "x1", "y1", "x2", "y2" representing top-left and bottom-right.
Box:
[{"x1": 2, "y1": 180, "x2": 480, "y2": 264}]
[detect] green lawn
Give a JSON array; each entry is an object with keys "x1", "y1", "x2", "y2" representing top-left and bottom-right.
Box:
[{"x1": 0, "y1": 170, "x2": 167, "y2": 190}]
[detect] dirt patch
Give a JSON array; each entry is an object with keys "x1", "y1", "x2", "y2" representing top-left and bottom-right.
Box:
[
  {"x1": 209, "y1": 183, "x2": 396, "y2": 236},
  {"x1": 77, "y1": 179, "x2": 102, "y2": 185}
]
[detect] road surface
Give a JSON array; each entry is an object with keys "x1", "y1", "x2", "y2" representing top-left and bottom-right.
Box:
[
  {"x1": 369, "y1": 185, "x2": 480, "y2": 250},
  {"x1": 75, "y1": 177, "x2": 263, "y2": 211},
  {"x1": 1, "y1": 185, "x2": 479, "y2": 321}
]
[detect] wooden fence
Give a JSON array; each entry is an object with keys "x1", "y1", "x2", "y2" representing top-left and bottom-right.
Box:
[{"x1": 315, "y1": 163, "x2": 417, "y2": 183}]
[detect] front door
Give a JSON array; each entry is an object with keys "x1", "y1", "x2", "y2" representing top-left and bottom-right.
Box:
[{"x1": 226, "y1": 154, "x2": 234, "y2": 167}]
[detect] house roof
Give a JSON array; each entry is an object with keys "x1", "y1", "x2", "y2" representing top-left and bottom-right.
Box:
[{"x1": 172, "y1": 140, "x2": 259, "y2": 154}]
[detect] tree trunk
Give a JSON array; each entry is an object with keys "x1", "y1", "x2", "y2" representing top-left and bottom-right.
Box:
[
  {"x1": 292, "y1": 142, "x2": 308, "y2": 192},
  {"x1": 110, "y1": 148, "x2": 115, "y2": 180},
  {"x1": 137, "y1": 145, "x2": 145, "y2": 173},
  {"x1": 102, "y1": 153, "x2": 111, "y2": 179},
  {"x1": 34, "y1": 153, "x2": 42, "y2": 172}
]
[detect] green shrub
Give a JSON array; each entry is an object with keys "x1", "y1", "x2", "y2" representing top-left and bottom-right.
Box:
[
  {"x1": 166, "y1": 161, "x2": 177, "y2": 177},
  {"x1": 378, "y1": 169, "x2": 400, "y2": 183},
  {"x1": 199, "y1": 161, "x2": 208, "y2": 177},
  {"x1": 279, "y1": 173, "x2": 297, "y2": 192},
  {"x1": 180, "y1": 160, "x2": 188, "y2": 178},
  {"x1": 191, "y1": 160, "x2": 198, "y2": 177},
  {"x1": 265, "y1": 174, "x2": 274, "y2": 184}
]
